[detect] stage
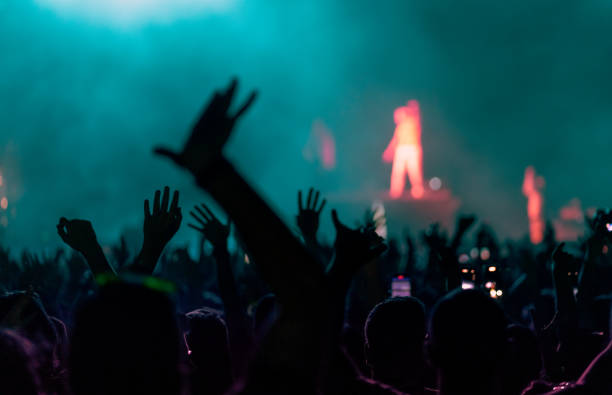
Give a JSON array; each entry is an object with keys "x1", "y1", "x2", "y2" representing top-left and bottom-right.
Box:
[{"x1": 326, "y1": 188, "x2": 461, "y2": 238}]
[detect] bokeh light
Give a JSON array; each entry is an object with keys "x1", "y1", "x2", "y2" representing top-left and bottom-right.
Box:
[
  {"x1": 429, "y1": 177, "x2": 442, "y2": 191},
  {"x1": 480, "y1": 247, "x2": 491, "y2": 261}
]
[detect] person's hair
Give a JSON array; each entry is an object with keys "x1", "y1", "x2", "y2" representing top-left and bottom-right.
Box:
[
  {"x1": 429, "y1": 289, "x2": 507, "y2": 391},
  {"x1": 0, "y1": 291, "x2": 58, "y2": 347},
  {"x1": 185, "y1": 307, "x2": 233, "y2": 395},
  {"x1": 364, "y1": 296, "x2": 426, "y2": 369},
  {"x1": 0, "y1": 328, "x2": 44, "y2": 395},
  {"x1": 69, "y1": 281, "x2": 181, "y2": 395}
]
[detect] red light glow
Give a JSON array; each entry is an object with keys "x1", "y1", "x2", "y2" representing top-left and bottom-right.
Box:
[
  {"x1": 522, "y1": 166, "x2": 545, "y2": 244},
  {"x1": 304, "y1": 120, "x2": 336, "y2": 170}
]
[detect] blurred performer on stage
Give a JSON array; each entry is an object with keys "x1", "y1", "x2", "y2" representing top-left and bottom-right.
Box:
[
  {"x1": 383, "y1": 100, "x2": 425, "y2": 199},
  {"x1": 522, "y1": 166, "x2": 545, "y2": 244}
]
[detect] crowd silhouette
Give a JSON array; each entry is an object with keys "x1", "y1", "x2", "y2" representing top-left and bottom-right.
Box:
[{"x1": 1, "y1": 79, "x2": 612, "y2": 394}]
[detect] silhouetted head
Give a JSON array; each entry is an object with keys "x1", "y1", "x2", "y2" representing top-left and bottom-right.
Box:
[
  {"x1": 184, "y1": 307, "x2": 232, "y2": 395},
  {"x1": 429, "y1": 289, "x2": 507, "y2": 394},
  {"x1": 364, "y1": 297, "x2": 426, "y2": 391},
  {"x1": 0, "y1": 290, "x2": 60, "y2": 390},
  {"x1": 0, "y1": 291, "x2": 57, "y2": 347},
  {"x1": 0, "y1": 329, "x2": 44, "y2": 395},
  {"x1": 70, "y1": 281, "x2": 181, "y2": 395},
  {"x1": 184, "y1": 308, "x2": 230, "y2": 368}
]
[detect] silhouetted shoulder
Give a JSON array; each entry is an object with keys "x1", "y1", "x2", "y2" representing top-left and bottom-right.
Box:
[
  {"x1": 522, "y1": 381, "x2": 587, "y2": 395},
  {"x1": 354, "y1": 376, "x2": 410, "y2": 394}
]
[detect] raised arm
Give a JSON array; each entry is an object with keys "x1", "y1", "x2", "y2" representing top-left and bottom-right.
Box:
[
  {"x1": 153, "y1": 80, "x2": 334, "y2": 393},
  {"x1": 189, "y1": 203, "x2": 253, "y2": 374},
  {"x1": 321, "y1": 209, "x2": 387, "y2": 392},
  {"x1": 131, "y1": 187, "x2": 182, "y2": 275},
  {"x1": 57, "y1": 218, "x2": 116, "y2": 278},
  {"x1": 326, "y1": 209, "x2": 387, "y2": 322},
  {"x1": 154, "y1": 80, "x2": 324, "y2": 305}
]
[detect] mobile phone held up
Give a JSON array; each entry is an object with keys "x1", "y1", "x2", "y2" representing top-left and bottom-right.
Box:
[{"x1": 391, "y1": 275, "x2": 411, "y2": 297}]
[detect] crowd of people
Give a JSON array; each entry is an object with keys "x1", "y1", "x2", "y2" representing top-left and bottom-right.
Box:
[{"x1": 1, "y1": 80, "x2": 612, "y2": 394}]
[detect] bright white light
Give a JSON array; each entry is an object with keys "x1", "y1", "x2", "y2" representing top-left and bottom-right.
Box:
[
  {"x1": 429, "y1": 177, "x2": 442, "y2": 191},
  {"x1": 461, "y1": 281, "x2": 474, "y2": 290},
  {"x1": 35, "y1": 0, "x2": 236, "y2": 26},
  {"x1": 496, "y1": 290, "x2": 503, "y2": 296},
  {"x1": 371, "y1": 200, "x2": 388, "y2": 239}
]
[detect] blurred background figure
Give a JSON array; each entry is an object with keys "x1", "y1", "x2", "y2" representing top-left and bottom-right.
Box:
[
  {"x1": 383, "y1": 100, "x2": 425, "y2": 199},
  {"x1": 522, "y1": 166, "x2": 545, "y2": 244}
]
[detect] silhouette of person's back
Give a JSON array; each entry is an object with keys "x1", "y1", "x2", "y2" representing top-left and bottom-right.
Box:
[
  {"x1": 365, "y1": 296, "x2": 428, "y2": 394},
  {"x1": 0, "y1": 329, "x2": 44, "y2": 395},
  {"x1": 70, "y1": 281, "x2": 181, "y2": 395},
  {"x1": 185, "y1": 307, "x2": 233, "y2": 395},
  {"x1": 429, "y1": 289, "x2": 507, "y2": 395}
]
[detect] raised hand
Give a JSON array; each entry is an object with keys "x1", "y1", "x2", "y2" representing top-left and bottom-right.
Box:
[
  {"x1": 422, "y1": 223, "x2": 448, "y2": 251},
  {"x1": 57, "y1": 218, "x2": 114, "y2": 276},
  {"x1": 329, "y1": 209, "x2": 387, "y2": 276},
  {"x1": 155, "y1": 79, "x2": 257, "y2": 175},
  {"x1": 189, "y1": 203, "x2": 231, "y2": 252},
  {"x1": 297, "y1": 188, "x2": 326, "y2": 242},
  {"x1": 143, "y1": 186, "x2": 182, "y2": 249},
  {"x1": 57, "y1": 218, "x2": 100, "y2": 255},
  {"x1": 132, "y1": 187, "x2": 182, "y2": 274}
]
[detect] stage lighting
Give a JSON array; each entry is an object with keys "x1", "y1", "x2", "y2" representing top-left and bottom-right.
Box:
[{"x1": 35, "y1": 0, "x2": 236, "y2": 26}]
